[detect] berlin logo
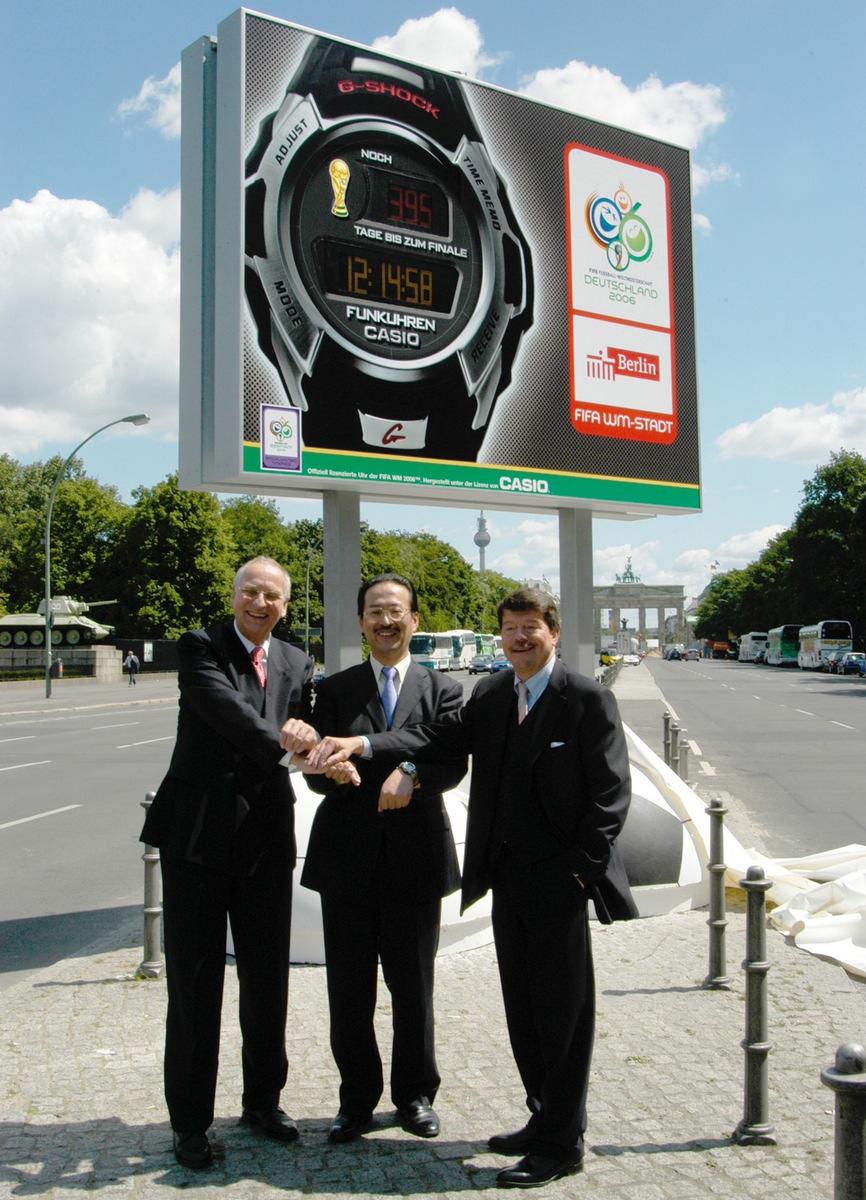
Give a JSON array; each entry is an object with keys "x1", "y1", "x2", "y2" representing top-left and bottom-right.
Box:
[{"x1": 586, "y1": 346, "x2": 660, "y2": 384}]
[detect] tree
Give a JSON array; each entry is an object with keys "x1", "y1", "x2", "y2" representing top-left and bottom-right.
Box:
[
  {"x1": 0, "y1": 455, "x2": 127, "y2": 614},
  {"x1": 114, "y1": 474, "x2": 236, "y2": 637},
  {"x1": 221, "y1": 496, "x2": 295, "y2": 567}
]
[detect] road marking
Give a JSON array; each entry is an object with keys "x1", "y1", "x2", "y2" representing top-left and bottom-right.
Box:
[
  {"x1": 117, "y1": 736, "x2": 174, "y2": 749},
  {"x1": 0, "y1": 760, "x2": 52, "y2": 772},
  {"x1": 688, "y1": 739, "x2": 703, "y2": 756},
  {"x1": 795, "y1": 709, "x2": 815, "y2": 716},
  {"x1": 0, "y1": 735, "x2": 36, "y2": 743},
  {"x1": 831, "y1": 721, "x2": 855, "y2": 730},
  {"x1": 699, "y1": 762, "x2": 716, "y2": 776},
  {"x1": 0, "y1": 804, "x2": 80, "y2": 830},
  {"x1": 92, "y1": 722, "x2": 139, "y2": 730}
]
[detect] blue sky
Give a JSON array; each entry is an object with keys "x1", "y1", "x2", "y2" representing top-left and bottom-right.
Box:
[{"x1": 2, "y1": 1, "x2": 864, "y2": 607}]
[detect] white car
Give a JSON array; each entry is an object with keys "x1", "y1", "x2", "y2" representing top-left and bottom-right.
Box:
[{"x1": 622, "y1": 653, "x2": 641, "y2": 666}]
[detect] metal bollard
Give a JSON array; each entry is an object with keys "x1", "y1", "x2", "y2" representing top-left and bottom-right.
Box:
[
  {"x1": 703, "y1": 798, "x2": 730, "y2": 989},
  {"x1": 137, "y1": 791, "x2": 164, "y2": 979},
  {"x1": 663, "y1": 710, "x2": 672, "y2": 765},
  {"x1": 733, "y1": 865, "x2": 776, "y2": 1144},
  {"x1": 678, "y1": 729, "x2": 689, "y2": 782},
  {"x1": 821, "y1": 1043, "x2": 866, "y2": 1199},
  {"x1": 669, "y1": 721, "x2": 680, "y2": 776}
]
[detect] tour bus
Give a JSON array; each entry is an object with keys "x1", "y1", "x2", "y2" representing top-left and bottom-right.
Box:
[
  {"x1": 766, "y1": 624, "x2": 801, "y2": 667},
  {"x1": 447, "y1": 629, "x2": 477, "y2": 670},
  {"x1": 738, "y1": 632, "x2": 769, "y2": 662},
  {"x1": 797, "y1": 620, "x2": 853, "y2": 670},
  {"x1": 409, "y1": 631, "x2": 453, "y2": 671},
  {"x1": 475, "y1": 632, "x2": 496, "y2": 656}
]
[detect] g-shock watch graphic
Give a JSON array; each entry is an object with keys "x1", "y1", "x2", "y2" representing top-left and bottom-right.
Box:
[{"x1": 245, "y1": 37, "x2": 532, "y2": 460}]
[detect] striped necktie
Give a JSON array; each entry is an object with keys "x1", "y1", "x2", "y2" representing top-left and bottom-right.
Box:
[{"x1": 251, "y1": 645, "x2": 266, "y2": 687}]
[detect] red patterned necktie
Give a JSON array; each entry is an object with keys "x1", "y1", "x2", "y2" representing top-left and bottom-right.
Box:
[{"x1": 251, "y1": 645, "x2": 266, "y2": 687}]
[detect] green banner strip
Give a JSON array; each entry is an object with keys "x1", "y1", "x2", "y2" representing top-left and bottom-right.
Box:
[{"x1": 242, "y1": 443, "x2": 700, "y2": 511}]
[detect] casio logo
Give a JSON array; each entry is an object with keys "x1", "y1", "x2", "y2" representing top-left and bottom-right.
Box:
[{"x1": 499, "y1": 476, "x2": 549, "y2": 493}]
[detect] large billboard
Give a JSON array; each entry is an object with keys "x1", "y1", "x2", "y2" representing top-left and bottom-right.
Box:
[{"x1": 180, "y1": 9, "x2": 700, "y2": 517}]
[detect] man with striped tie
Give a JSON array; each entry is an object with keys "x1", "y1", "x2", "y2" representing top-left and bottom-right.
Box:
[
  {"x1": 301, "y1": 573, "x2": 467, "y2": 1144},
  {"x1": 141, "y1": 557, "x2": 326, "y2": 1168}
]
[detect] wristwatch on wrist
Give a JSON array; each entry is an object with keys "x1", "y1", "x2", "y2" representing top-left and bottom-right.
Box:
[
  {"x1": 397, "y1": 761, "x2": 421, "y2": 789},
  {"x1": 245, "y1": 36, "x2": 532, "y2": 461}
]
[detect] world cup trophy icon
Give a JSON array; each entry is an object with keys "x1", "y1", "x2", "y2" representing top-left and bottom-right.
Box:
[{"x1": 329, "y1": 158, "x2": 350, "y2": 217}]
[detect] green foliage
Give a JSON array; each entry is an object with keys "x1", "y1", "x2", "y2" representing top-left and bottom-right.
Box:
[
  {"x1": 113, "y1": 474, "x2": 237, "y2": 637},
  {"x1": 694, "y1": 449, "x2": 866, "y2": 646}
]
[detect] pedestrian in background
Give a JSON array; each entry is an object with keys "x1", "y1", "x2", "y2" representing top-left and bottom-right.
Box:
[{"x1": 123, "y1": 649, "x2": 139, "y2": 686}]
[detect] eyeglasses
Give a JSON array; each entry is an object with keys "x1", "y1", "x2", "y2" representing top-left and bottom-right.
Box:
[
  {"x1": 364, "y1": 605, "x2": 411, "y2": 621},
  {"x1": 238, "y1": 585, "x2": 286, "y2": 603}
]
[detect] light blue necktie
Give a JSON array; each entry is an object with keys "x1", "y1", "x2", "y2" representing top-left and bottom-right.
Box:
[{"x1": 381, "y1": 666, "x2": 398, "y2": 729}]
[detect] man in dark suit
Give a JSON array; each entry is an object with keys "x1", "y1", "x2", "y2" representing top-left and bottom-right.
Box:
[
  {"x1": 300, "y1": 573, "x2": 467, "y2": 1144},
  {"x1": 141, "y1": 556, "x2": 331, "y2": 1169},
  {"x1": 310, "y1": 586, "x2": 637, "y2": 1187}
]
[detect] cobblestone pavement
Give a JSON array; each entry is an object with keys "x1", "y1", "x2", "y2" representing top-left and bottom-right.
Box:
[{"x1": 2, "y1": 666, "x2": 865, "y2": 1197}]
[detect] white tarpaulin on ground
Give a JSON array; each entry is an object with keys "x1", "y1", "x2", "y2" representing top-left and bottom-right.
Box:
[{"x1": 625, "y1": 725, "x2": 866, "y2": 978}]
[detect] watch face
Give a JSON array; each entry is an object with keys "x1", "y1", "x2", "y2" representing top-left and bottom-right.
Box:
[{"x1": 280, "y1": 128, "x2": 486, "y2": 367}]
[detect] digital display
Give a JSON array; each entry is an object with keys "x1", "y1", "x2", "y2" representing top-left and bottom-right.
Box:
[
  {"x1": 316, "y1": 239, "x2": 459, "y2": 312},
  {"x1": 366, "y1": 169, "x2": 450, "y2": 236}
]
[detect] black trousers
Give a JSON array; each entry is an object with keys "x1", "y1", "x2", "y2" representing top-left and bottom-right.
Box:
[
  {"x1": 160, "y1": 854, "x2": 293, "y2": 1132},
  {"x1": 320, "y1": 881, "x2": 442, "y2": 1117},
  {"x1": 490, "y1": 851, "x2": 594, "y2": 1159}
]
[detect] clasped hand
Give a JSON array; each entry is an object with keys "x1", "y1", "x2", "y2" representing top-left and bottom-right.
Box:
[
  {"x1": 278, "y1": 722, "x2": 361, "y2": 787},
  {"x1": 303, "y1": 737, "x2": 414, "y2": 811}
]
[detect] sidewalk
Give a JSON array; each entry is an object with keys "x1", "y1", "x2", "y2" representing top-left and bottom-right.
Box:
[{"x1": 2, "y1": 666, "x2": 865, "y2": 1197}]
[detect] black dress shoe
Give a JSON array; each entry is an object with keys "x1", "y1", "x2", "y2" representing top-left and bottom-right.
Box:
[
  {"x1": 173, "y1": 1130, "x2": 213, "y2": 1169},
  {"x1": 496, "y1": 1152, "x2": 584, "y2": 1188},
  {"x1": 328, "y1": 1111, "x2": 373, "y2": 1143},
  {"x1": 240, "y1": 1105, "x2": 299, "y2": 1142},
  {"x1": 488, "y1": 1120, "x2": 537, "y2": 1153},
  {"x1": 397, "y1": 1100, "x2": 440, "y2": 1138}
]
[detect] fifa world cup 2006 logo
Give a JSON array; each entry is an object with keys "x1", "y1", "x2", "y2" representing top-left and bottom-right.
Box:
[{"x1": 329, "y1": 159, "x2": 350, "y2": 217}]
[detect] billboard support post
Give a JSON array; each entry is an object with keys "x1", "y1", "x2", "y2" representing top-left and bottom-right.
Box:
[
  {"x1": 558, "y1": 508, "x2": 595, "y2": 678},
  {"x1": 323, "y1": 491, "x2": 362, "y2": 673}
]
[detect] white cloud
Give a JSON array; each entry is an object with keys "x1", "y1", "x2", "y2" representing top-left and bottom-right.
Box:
[
  {"x1": 519, "y1": 62, "x2": 726, "y2": 150},
  {"x1": 0, "y1": 189, "x2": 180, "y2": 455},
  {"x1": 117, "y1": 62, "x2": 181, "y2": 139},
  {"x1": 372, "y1": 8, "x2": 498, "y2": 76},
  {"x1": 716, "y1": 388, "x2": 866, "y2": 461},
  {"x1": 718, "y1": 526, "x2": 786, "y2": 562}
]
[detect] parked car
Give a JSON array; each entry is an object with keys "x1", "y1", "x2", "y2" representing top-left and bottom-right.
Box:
[
  {"x1": 599, "y1": 651, "x2": 620, "y2": 666},
  {"x1": 839, "y1": 652, "x2": 866, "y2": 676},
  {"x1": 824, "y1": 651, "x2": 847, "y2": 674},
  {"x1": 469, "y1": 653, "x2": 493, "y2": 674},
  {"x1": 622, "y1": 653, "x2": 641, "y2": 666},
  {"x1": 489, "y1": 652, "x2": 513, "y2": 673}
]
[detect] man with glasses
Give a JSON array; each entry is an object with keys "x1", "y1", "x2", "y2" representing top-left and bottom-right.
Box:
[
  {"x1": 141, "y1": 556, "x2": 334, "y2": 1168},
  {"x1": 300, "y1": 573, "x2": 468, "y2": 1144}
]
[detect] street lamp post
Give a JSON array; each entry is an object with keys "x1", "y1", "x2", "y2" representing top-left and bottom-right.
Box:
[{"x1": 44, "y1": 414, "x2": 150, "y2": 699}]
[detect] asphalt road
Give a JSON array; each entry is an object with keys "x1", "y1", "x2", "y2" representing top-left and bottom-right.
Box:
[
  {"x1": 0, "y1": 678, "x2": 179, "y2": 990},
  {"x1": 635, "y1": 655, "x2": 866, "y2": 859}
]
